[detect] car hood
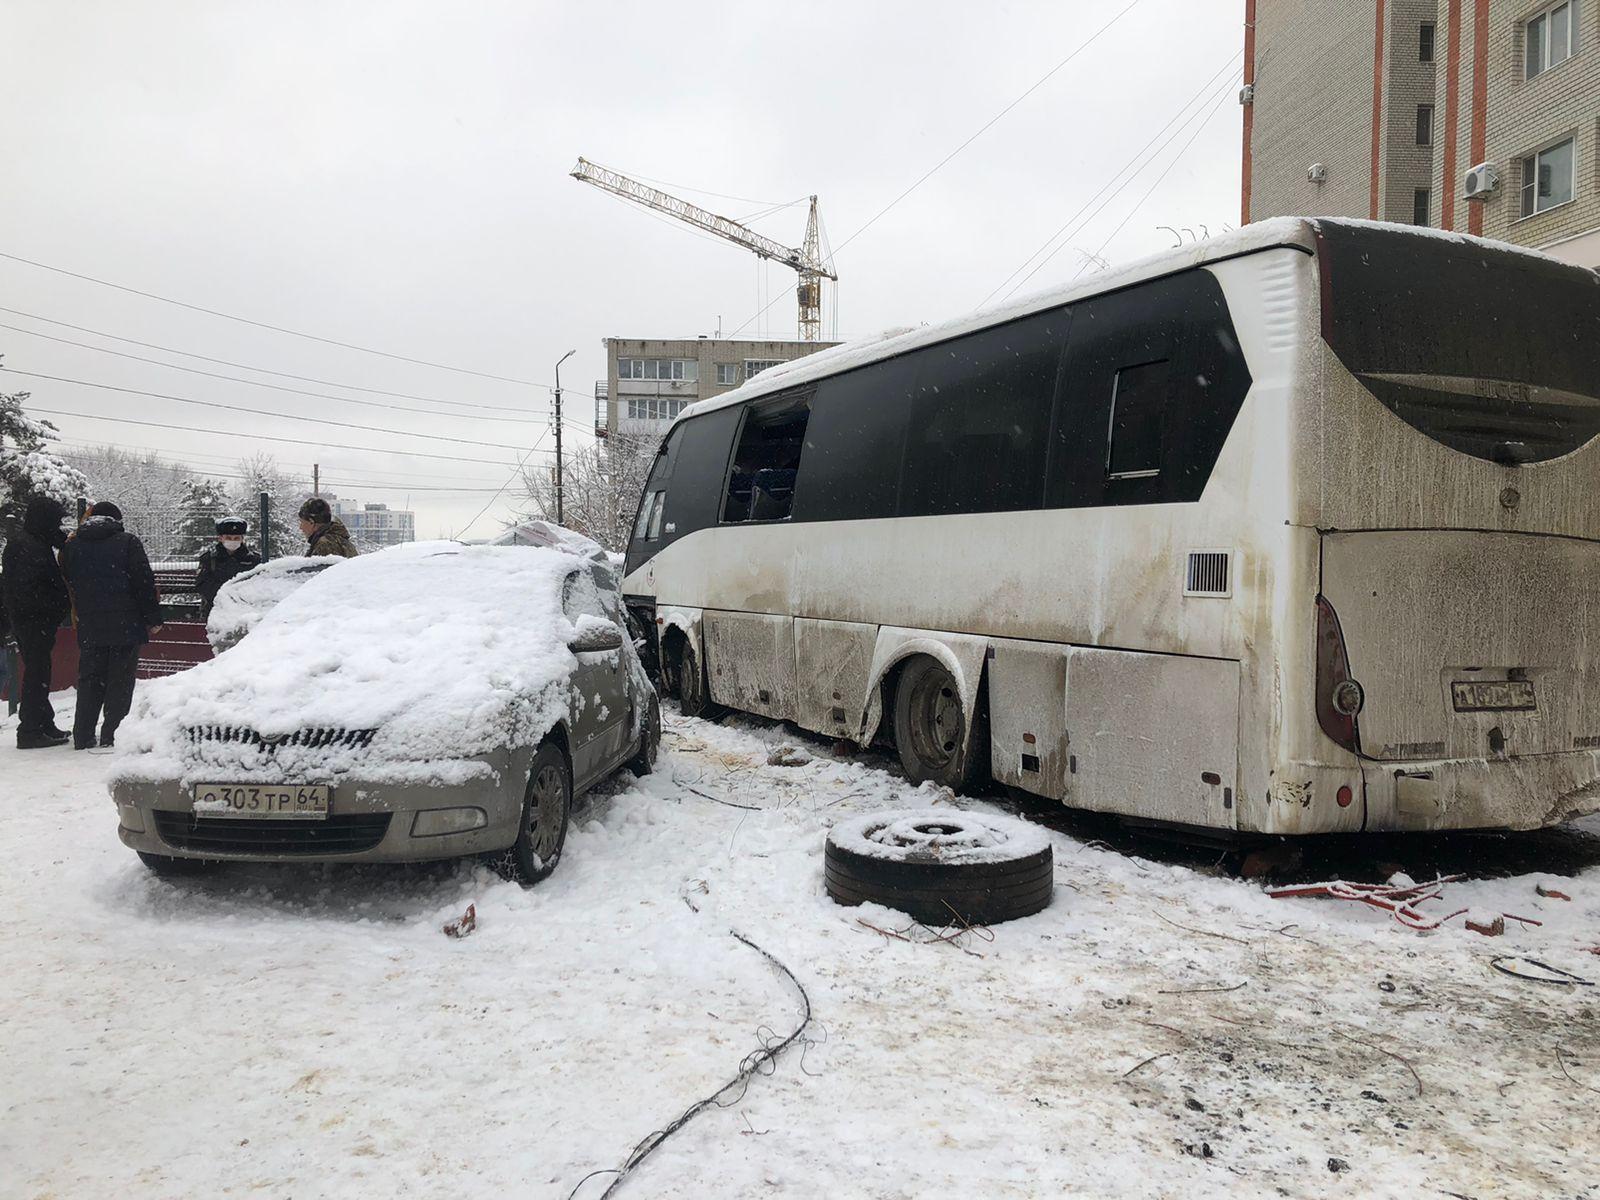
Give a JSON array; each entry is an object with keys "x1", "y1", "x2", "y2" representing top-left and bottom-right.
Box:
[{"x1": 114, "y1": 542, "x2": 607, "y2": 781}]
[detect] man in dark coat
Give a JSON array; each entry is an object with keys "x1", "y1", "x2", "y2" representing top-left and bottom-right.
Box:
[
  {"x1": 195, "y1": 516, "x2": 262, "y2": 620},
  {"x1": 298, "y1": 497, "x2": 359, "y2": 558},
  {"x1": 60, "y1": 501, "x2": 163, "y2": 750},
  {"x1": 0, "y1": 495, "x2": 72, "y2": 748}
]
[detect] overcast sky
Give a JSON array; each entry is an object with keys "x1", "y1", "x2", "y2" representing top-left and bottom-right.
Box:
[{"x1": 1, "y1": 0, "x2": 1243, "y2": 539}]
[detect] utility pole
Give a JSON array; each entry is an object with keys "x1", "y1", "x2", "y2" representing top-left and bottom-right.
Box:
[
  {"x1": 553, "y1": 349, "x2": 575, "y2": 526},
  {"x1": 313, "y1": 463, "x2": 320, "y2": 495}
]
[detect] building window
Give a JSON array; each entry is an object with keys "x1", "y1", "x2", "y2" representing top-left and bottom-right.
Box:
[
  {"x1": 617, "y1": 358, "x2": 698, "y2": 382},
  {"x1": 626, "y1": 397, "x2": 688, "y2": 421},
  {"x1": 1415, "y1": 105, "x2": 1434, "y2": 146},
  {"x1": 715, "y1": 363, "x2": 737, "y2": 385},
  {"x1": 1413, "y1": 188, "x2": 1431, "y2": 225},
  {"x1": 1520, "y1": 137, "x2": 1576, "y2": 216},
  {"x1": 1526, "y1": 2, "x2": 1578, "y2": 79},
  {"x1": 1419, "y1": 21, "x2": 1436, "y2": 61},
  {"x1": 745, "y1": 359, "x2": 782, "y2": 380}
]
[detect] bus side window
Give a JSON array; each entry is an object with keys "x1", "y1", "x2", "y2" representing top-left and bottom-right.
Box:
[
  {"x1": 791, "y1": 358, "x2": 914, "y2": 523},
  {"x1": 900, "y1": 306, "x2": 1068, "y2": 517},
  {"x1": 633, "y1": 491, "x2": 661, "y2": 541},
  {"x1": 1107, "y1": 359, "x2": 1171, "y2": 479},
  {"x1": 722, "y1": 393, "x2": 811, "y2": 523}
]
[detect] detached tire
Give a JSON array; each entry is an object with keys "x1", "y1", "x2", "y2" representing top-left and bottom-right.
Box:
[{"x1": 825, "y1": 808, "x2": 1053, "y2": 926}]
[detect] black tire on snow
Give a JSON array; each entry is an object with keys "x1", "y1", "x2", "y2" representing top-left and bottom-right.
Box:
[
  {"x1": 492, "y1": 740, "x2": 572, "y2": 887},
  {"x1": 627, "y1": 692, "x2": 661, "y2": 776},
  {"x1": 824, "y1": 808, "x2": 1053, "y2": 926},
  {"x1": 676, "y1": 638, "x2": 723, "y2": 720},
  {"x1": 891, "y1": 655, "x2": 989, "y2": 791}
]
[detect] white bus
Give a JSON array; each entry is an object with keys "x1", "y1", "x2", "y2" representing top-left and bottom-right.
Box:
[{"x1": 620, "y1": 217, "x2": 1600, "y2": 836}]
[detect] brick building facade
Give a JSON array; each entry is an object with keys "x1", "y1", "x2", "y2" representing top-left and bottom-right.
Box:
[{"x1": 1244, "y1": 0, "x2": 1600, "y2": 267}]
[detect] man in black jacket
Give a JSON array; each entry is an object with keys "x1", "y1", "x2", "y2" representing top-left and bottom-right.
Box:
[
  {"x1": 195, "y1": 516, "x2": 261, "y2": 621},
  {"x1": 0, "y1": 495, "x2": 72, "y2": 748},
  {"x1": 60, "y1": 501, "x2": 163, "y2": 750}
]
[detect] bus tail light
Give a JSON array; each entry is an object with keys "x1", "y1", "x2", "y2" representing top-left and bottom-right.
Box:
[{"x1": 1316, "y1": 595, "x2": 1363, "y2": 754}]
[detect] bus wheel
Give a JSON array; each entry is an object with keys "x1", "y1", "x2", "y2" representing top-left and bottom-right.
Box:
[
  {"x1": 677, "y1": 639, "x2": 723, "y2": 720},
  {"x1": 893, "y1": 656, "x2": 987, "y2": 790}
]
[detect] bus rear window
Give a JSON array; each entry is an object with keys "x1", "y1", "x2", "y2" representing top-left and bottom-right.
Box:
[{"x1": 1315, "y1": 220, "x2": 1600, "y2": 464}]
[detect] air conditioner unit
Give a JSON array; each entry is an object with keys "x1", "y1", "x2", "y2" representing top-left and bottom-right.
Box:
[
  {"x1": 1238, "y1": 84, "x2": 1255, "y2": 105},
  {"x1": 1307, "y1": 163, "x2": 1327, "y2": 184},
  {"x1": 1464, "y1": 162, "x2": 1500, "y2": 200}
]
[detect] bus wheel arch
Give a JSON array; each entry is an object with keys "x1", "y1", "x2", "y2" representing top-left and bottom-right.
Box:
[{"x1": 864, "y1": 634, "x2": 991, "y2": 791}]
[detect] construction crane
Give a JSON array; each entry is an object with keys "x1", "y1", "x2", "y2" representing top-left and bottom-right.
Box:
[{"x1": 571, "y1": 157, "x2": 836, "y2": 341}]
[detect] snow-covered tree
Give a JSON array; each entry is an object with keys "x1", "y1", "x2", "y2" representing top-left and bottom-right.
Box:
[
  {"x1": 171, "y1": 478, "x2": 232, "y2": 558},
  {"x1": 517, "y1": 432, "x2": 660, "y2": 552},
  {"x1": 62, "y1": 445, "x2": 192, "y2": 516},
  {"x1": 0, "y1": 388, "x2": 88, "y2": 535},
  {"x1": 232, "y1": 451, "x2": 310, "y2": 558}
]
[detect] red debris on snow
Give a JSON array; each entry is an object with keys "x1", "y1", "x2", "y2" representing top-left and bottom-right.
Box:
[{"x1": 443, "y1": 903, "x2": 477, "y2": 939}]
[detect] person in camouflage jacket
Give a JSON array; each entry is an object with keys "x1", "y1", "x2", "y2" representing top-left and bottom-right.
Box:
[{"x1": 297, "y1": 497, "x2": 359, "y2": 559}]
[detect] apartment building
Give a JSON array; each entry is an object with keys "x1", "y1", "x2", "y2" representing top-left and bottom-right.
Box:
[
  {"x1": 326, "y1": 496, "x2": 416, "y2": 548},
  {"x1": 1244, "y1": 0, "x2": 1600, "y2": 266},
  {"x1": 598, "y1": 336, "x2": 838, "y2": 441}
]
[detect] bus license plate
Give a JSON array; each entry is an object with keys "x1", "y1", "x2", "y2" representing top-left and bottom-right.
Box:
[
  {"x1": 192, "y1": 783, "x2": 330, "y2": 819},
  {"x1": 1451, "y1": 681, "x2": 1536, "y2": 712}
]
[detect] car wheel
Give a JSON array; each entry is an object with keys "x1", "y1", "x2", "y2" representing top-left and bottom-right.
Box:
[
  {"x1": 677, "y1": 639, "x2": 723, "y2": 720},
  {"x1": 494, "y1": 741, "x2": 572, "y2": 887},
  {"x1": 136, "y1": 850, "x2": 217, "y2": 877},
  {"x1": 627, "y1": 692, "x2": 661, "y2": 776},
  {"x1": 892, "y1": 655, "x2": 988, "y2": 790},
  {"x1": 824, "y1": 808, "x2": 1053, "y2": 926}
]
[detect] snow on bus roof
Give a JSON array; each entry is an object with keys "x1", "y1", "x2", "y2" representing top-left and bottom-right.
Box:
[{"x1": 674, "y1": 217, "x2": 1584, "y2": 424}]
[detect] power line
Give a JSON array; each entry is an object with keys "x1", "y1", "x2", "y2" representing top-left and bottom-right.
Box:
[
  {"x1": 453, "y1": 426, "x2": 553, "y2": 540},
  {"x1": 2, "y1": 368, "x2": 560, "y2": 454},
  {"x1": 31, "y1": 406, "x2": 524, "y2": 467},
  {"x1": 1069, "y1": 84, "x2": 1237, "y2": 282},
  {"x1": 0, "y1": 305, "x2": 544, "y2": 412},
  {"x1": 1007, "y1": 71, "x2": 1239, "y2": 300},
  {"x1": 55, "y1": 437, "x2": 505, "y2": 486},
  {"x1": 0, "y1": 322, "x2": 550, "y2": 425},
  {"x1": 0, "y1": 248, "x2": 541, "y2": 386},
  {"x1": 726, "y1": 0, "x2": 1145, "y2": 340},
  {"x1": 980, "y1": 50, "x2": 1242, "y2": 307}
]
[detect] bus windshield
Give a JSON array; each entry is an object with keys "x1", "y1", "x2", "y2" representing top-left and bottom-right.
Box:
[{"x1": 1315, "y1": 220, "x2": 1600, "y2": 464}]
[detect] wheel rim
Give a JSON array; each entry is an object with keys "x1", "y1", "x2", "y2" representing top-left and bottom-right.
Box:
[
  {"x1": 527, "y1": 763, "x2": 565, "y2": 859},
  {"x1": 907, "y1": 666, "x2": 963, "y2": 773}
]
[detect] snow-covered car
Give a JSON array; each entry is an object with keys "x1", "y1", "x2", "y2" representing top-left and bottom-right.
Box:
[
  {"x1": 109, "y1": 541, "x2": 660, "y2": 884},
  {"x1": 205, "y1": 556, "x2": 339, "y2": 652}
]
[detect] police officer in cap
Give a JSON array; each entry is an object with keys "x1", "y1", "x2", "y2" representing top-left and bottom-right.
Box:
[{"x1": 195, "y1": 516, "x2": 262, "y2": 621}]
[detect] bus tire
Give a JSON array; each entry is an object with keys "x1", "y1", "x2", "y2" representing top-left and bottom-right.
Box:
[
  {"x1": 824, "y1": 808, "x2": 1053, "y2": 926},
  {"x1": 677, "y1": 639, "x2": 723, "y2": 720},
  {"x1": 892, "y1": 655, "x2": 988, "y2": 790}
]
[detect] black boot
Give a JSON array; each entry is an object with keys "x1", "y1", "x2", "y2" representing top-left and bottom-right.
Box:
[{"x1": 17, "y1": 729, "x2": 70, "y2": 750}]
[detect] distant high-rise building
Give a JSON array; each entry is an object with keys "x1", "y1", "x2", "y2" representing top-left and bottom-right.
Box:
[
  {"x1": 325, "y1": 495, "x2": 415, "y2": 548},
  {"x1": 1243, "y1": 0, "x2": 1599, "y2": 267}
]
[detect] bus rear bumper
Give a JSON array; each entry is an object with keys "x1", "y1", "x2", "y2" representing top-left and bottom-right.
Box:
[{"x1": 1361, "y1": 750, "x2": 1600, "y2": 832}]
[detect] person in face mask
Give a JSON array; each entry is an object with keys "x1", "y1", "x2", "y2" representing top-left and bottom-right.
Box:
[
  {"x1": 0, "y1": 495, "x2": 73, "y2": 748},
  {"x1": 195, "y1": 517, "x2": 262, "y2": 621}
]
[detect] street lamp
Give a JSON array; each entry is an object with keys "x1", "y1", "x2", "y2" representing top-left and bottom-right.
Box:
[{"x1": 553, "y1": 349, "x2": 575, "y2": 526}]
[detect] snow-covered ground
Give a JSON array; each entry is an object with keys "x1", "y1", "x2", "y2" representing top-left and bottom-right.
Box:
[{"x1": 4, "y1": 698, "x2": 1599, "y2": 1200}]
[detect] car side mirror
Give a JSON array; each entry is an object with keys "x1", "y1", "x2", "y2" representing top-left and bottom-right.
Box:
[{"x1": 569, "y1": 617, "x2": 625, "y2": 653}]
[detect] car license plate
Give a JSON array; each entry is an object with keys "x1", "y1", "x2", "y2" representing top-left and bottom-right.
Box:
[
  {"x1": 1451, "y1": 680, "x2": 1536, "y2": 712},
  {"x1": 192, "y1": 783, "x2": 330, "y2": 819}
]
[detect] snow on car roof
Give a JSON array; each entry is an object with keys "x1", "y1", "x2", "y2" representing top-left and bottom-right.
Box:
[{"x1": 114, "y1": 542, "x2": 602, "y2": 783}]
